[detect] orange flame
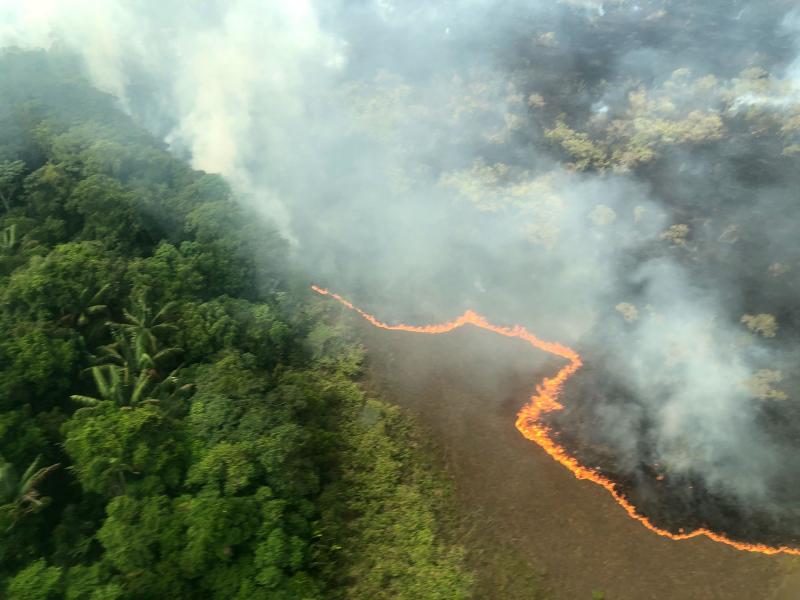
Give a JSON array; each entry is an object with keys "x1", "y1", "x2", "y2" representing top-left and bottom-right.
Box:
[{"x1": 312, "y1": 285, "x2": 800, "y2": 556}]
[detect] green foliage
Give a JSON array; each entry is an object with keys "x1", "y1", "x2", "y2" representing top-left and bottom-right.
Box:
[
  {"x1": 8, "y1": 559, "x2": 63, "y2": 600},
  {"x1": 1, "y1": 223, "x2": 17, "y2": 250},
  {"x1": 0, "y1": 455, "x2": 59, "y2": 530},
  {"x1": 125, "y1": 242, "x2": 205, "y2": 303},
  {"x1": 62, "y1": 403, "x2": 186, "y2": 498},
  {"x1": 2, "y1": 241, "x2": 122, "y2": 321},
  {"x1": 0, "y1": 322, "x2": 80, "y2": 410},
  {"x1": 0, "y1": 49, "x2": 472, "y2": 600},
  {"x1": 65, "y1": 174, "x2": 144, "y2": 250},
  {"x1": 319, "y1": 398, "x2": 473, "y2": 600},
  {"x1": 0, "y1": 159, "x2": 26, "y2": 212},
  {"x1": 22, "y1": 163, "x2": 74, "y2": 223},
  {"x1": 176, "y1": 297, "x2": 293, "y2": 367},
  {"x1": 95, "y1": 495, "x2": 186, "y2": 595},
  {"x1": 70, "y1": 295, "x2": 189, "y2": 411},
  {"x1": 63, "y1": 564, "x2": 123, "y2": 600},
  {"x1": 0, "y1": 407, "x2": 48, "y2": 465}
]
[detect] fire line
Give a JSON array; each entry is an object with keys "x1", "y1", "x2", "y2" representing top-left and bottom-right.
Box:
[{"x1": 312, "y1": 284, "x2": 800, "y2": 556}]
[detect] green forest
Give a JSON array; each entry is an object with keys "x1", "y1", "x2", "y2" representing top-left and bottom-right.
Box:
[{"x1": 0, "y1": 49, "x2": 474, "y2": 599}]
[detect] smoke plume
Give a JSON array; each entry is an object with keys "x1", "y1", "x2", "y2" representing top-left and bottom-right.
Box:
[{"x1": 3, "y1": 0, "x2": 800, "y2": 543}]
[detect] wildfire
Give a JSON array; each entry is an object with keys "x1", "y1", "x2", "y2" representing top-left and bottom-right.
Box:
[{"x1": 312, "y1": 285, "x2": 800, "y2": 556}]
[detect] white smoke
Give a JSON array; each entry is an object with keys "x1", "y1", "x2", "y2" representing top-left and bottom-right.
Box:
[{"x1": 1, "y1": 0, "x2": 797, "y2": 515}]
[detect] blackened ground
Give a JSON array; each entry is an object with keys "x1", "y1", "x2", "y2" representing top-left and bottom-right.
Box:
[
  {"x1": 553, "y1": 364, "x2": 800, "y2": 550},
  {"x1": 356, "y1": 319, "x2": 800, "y2": 600}
]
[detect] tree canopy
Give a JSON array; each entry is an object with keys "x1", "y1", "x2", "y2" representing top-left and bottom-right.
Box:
[{"x1": 0, "y1": 49, "x2": 472, "y2": 599}]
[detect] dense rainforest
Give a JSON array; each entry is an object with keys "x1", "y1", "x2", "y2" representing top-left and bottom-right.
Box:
[{"x1": 0, "y1": 49, "x2": 473, "y2": 599}]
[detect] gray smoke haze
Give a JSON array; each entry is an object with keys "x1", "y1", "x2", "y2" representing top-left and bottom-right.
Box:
[{"x1": 4, "y1": 0, "x2": 800, "y2": 535}]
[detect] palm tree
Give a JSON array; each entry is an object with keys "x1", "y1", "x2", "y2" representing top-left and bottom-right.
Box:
[
  {"x1": 71, "y1": 333, "x2": 190, "y2": 408},
  {"x1": 59, "y1": 283, "x2": 111, "y2": 329},
  {"x1": 71, "y1": 296, "x2": 191, "y2": 410},
  {"x1": 70, "y1": 361, "x2": 146, "y2": 408},
  {"x1": 117, "y1": 293, "x2": 179, "y2": 361},
  {"x1": 0, "y1": 456, "x2": 60, "y2": 529},
  {"x1": 58, "y1": 283, "x2": 112, "y2": 348}
]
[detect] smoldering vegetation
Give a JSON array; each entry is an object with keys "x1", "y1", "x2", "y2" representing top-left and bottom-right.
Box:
[{"x1": 4, "y1": 0, "x2": 800, "y2": 545}]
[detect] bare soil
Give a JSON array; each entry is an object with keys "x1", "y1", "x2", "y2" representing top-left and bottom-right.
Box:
[{"x1": 356, "y1": 320, "x2": 800, "y2": 600}]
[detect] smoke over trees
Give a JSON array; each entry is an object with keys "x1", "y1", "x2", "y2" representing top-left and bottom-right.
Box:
[{"x1": 3, "y1": 0, "x2": 800, "y2": 577}]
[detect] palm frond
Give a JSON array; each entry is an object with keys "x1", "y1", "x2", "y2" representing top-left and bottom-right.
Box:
[{"x1": 70, "y1": 394, "x2": 103, "y2": 406}]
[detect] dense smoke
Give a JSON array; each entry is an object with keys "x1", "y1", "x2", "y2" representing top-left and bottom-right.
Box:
[{"x1": 3, "y1": 0, "x2": 800, "y2": 542}]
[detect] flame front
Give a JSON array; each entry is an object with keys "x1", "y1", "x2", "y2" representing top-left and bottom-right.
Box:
[{"x1": 312, "y1": 285, "x2": 800, "y2": 556}]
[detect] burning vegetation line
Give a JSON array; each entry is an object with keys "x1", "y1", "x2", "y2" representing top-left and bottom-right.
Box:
[{"x1": 312, "y1": 285, "x2": 800, "y2": 556}]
